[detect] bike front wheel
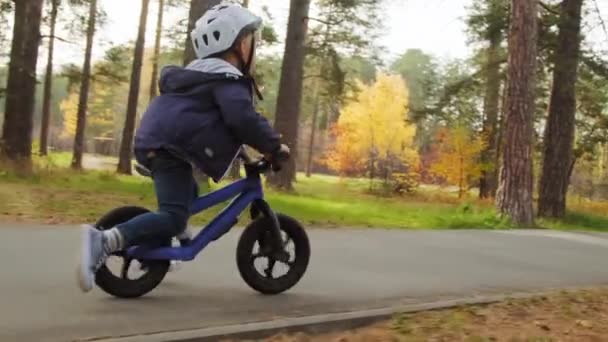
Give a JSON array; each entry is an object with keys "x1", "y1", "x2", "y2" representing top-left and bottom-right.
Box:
[{"x1": 236, "y1": 214, "x2": 310, "y2": 295}]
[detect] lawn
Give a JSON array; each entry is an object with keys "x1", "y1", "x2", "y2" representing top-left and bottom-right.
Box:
[{"x1": 0, "y1": 153, "x2": 607, "y2": 231}]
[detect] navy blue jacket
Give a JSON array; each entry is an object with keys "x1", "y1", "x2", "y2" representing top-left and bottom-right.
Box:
[{"x1": 134, "y1": 65, "x2": 281, "y2": 182}]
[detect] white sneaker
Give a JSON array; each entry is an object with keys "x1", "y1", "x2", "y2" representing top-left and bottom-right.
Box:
[{"x1": 76, "y1": 225, "x2": 108, "y2": 293}]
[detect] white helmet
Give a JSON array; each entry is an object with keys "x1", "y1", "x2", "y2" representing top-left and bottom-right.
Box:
[{"x1": 190, "y1": 1, "x2": 263, "y2": 60}]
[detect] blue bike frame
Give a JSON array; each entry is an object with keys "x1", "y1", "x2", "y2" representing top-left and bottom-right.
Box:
[{"x1": 125, "y1": 174, "x2": 266, "y2": 262}]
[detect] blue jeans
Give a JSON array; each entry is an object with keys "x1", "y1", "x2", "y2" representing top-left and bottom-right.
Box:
[{"x1": 117, "y1": 150, "x2": 197, "y2": 247}]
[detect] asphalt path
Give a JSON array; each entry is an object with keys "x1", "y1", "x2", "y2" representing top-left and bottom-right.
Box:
[{"x1": 1, "y1": 224, "x2": 607, "y2": 341}]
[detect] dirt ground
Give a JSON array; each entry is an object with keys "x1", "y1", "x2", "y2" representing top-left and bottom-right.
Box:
[{"x1": 229, "y1": 288, "x2": 608, "y2": 342}]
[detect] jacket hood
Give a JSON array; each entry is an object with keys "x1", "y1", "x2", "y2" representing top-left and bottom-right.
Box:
[{"x1": 158, "y1": 58, "x2": 243, "y2": 94}]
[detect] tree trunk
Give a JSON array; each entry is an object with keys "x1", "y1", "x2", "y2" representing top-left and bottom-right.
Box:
[
  {"x1": 495, "y1": 0, "x2": 538, "y2": 226},
  {"x1": 71, "y1": 0, "x2": 98, "y2": 170},
  {"x1": 459, "y1": 155, "x2": 464, "y2": 199},
  {"x1": 183, "y1": 0, "x2": 221, "y2": 65},
  {"x1": 39, "y1": 0, "x2": 59, "y2": 156},
  {"x1": 305, "y1": 93, "x2": 320, "y2": 177},
  {"x1": 494, "y1": 74, "x2": 508, "y2": 179},
  {"x1": 267, "y1": 0, "x2": 311, "y2": 190},
  {"x1": 117, "y1": 0, "x2": 151, "y2": 174},
  {"x1": 242, "y1": 0, "x2": 250, "y2": 8},
  {"x1": 537, "y1": 0, "x2": 584, "y2": 218},
  {"x1": 1, "y1": 0, "x2": 44, "y2": 169},
  {"x1": 479, "y1": 33, "x2": 503, "y2": 199},
  {"x1": 149, "y1": 0, "x2": 164, "y2": 102}
]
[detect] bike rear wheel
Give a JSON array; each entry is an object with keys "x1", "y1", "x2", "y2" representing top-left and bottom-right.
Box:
[
  {"x1": 94, "y1": 206, "x2": 170, "y2": 298},
  {"x1": 236, "y1": 214, "x2": 310, "y2": 295}
]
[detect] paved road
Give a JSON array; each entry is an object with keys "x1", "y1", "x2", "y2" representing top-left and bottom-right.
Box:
[{"x1": 1, "y1": 224, "x2": 608, "y2": 341}]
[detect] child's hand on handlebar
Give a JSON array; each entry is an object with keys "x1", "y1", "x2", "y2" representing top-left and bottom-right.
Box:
[{"x1": 266, "y1": 144, "x2": 290, "y2": 162}]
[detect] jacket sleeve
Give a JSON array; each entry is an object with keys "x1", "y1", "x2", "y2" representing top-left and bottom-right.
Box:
[{"x1": 212, "y1": 80, "x2": 281, "y2": 155}]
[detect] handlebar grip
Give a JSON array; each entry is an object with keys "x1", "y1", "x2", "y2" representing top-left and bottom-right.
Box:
[
  {"x1": 271, "y1": 162, "x2": 282, "y2": 172},
  {"x1": 270, "y1": 149, "x2": 289, "y2": 173}
]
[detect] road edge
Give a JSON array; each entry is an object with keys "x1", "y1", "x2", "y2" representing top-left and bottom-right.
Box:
[{"x1": 86, "y1": 289, "x2": 566, "y2": 342}]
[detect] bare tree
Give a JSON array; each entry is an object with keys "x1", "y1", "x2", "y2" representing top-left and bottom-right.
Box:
[
  {"x1": 149, "y1": 0, "x2": 165, "y2": 102},
  {"x1": 39, "y1": 0, "x2": 60, "y2": 156},
  {"x1": 117, "y1": 0, "x2": 151, "y2": 174},
  {"x1": 71, "y1": 0, "x2": 98, "y2": 169}
]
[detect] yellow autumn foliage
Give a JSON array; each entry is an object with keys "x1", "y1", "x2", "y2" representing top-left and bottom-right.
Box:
[
  {"x1": 324, "y1": 73, "x2": 418, "y2": 177},
  {"x1": 430, "y1": 126, "x2": 487, "y2": 198},
  {"x1": 59, "y1": 91, "x2": 78, "y2": 139}
]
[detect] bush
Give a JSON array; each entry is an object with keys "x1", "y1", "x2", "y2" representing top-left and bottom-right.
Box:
[{"x1": 392, "y1": 172, "x2": 420, "y2": 195}]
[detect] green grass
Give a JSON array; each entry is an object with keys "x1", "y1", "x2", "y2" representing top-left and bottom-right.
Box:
[
  {"x1": 0, "y1": 153, "x2": 606, "y2": 231},
  {"x1": 538, "y1": 212, "x2": 608, "y2": 232},
  {"x1": 262, "y1": 175, "x2": 508, "y2": 229}
]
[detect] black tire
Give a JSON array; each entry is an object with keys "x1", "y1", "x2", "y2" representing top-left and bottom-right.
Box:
[
  {"x1": 94, "y1": 206, "x2": 170, "y2": 298},
  {"x1": 237, "y1": 214, "x2": 310, "y2": 295}
]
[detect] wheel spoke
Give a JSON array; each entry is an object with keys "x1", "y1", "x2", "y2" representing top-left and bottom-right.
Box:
[
  {"x1": 121, "y1": 259, "x2": 132, "y2": 279},
  {"x1": 250, "y1": 252, "x2": 263, "y2": 262},
  {"x1": 283, "y1": 236, "x2": 292, "y2": 248},
  {"x1": 265, "y1": 258, "x2": 276, "y2": 279}
]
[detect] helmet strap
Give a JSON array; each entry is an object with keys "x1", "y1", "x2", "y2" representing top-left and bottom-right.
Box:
[{"x1": 234, "y1": 36, "x2": 264, "y2": 101}]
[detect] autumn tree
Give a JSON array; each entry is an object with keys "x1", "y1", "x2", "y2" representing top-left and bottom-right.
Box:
[
  {"x1": 430, "y1": 126, "x2": 487, "y2": 198},
  {"x1": 302, "y1": 0, "x2": 381, "y2": 177},
  {"x1": 324, "y1": 73, "x2": 418, "y2": 185},
  {"x1": 1, "y1": 0, "x2": 44, "y2": 168},
  {"x1": 537, "y1": 0, "x2": 585, "y2": 218},
  {"x1": 495, "y1": 0, "x2": 539, "y2": 226},
  {"x1": 117, "y1": 0, "x2": 151, "y2": 174},
  {"x1": 268, "y1": 0, "x2": 311, "y2": 190}
]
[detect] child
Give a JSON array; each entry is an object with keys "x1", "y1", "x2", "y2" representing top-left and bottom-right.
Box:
[{"x1": 77, "y1": 2, "x2": 288, "y2": 293}]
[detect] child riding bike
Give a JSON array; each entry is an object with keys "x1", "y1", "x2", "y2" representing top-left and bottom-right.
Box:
[{"x1": 77, "y1": 1, "x2": 289, "y2": 293}]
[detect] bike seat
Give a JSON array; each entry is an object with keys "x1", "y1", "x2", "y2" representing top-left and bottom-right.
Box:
[{"x1": 135, "y1": 163, "x2": 152, "y2": 177}]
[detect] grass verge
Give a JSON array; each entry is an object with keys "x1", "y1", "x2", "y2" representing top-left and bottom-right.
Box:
[
  {"x1": 0, "y1": 164, "x2": 506, "y2": 228},
  {"x1": 0, "y1": 154, "x2": 606, "y2": 230},
  {"x1": 248, "y1": 288, "x2": 608, "y2": 342}
]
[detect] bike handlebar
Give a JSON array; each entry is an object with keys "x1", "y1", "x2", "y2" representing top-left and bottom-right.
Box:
[{"x1": 239, "y1": 148, "x2": 288, "y2": 175}]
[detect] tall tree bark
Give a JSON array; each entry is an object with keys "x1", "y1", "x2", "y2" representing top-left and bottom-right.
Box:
[
  {"x1": 39, "y1": 0, "x2": 60, "y2": 156},
  {"x1": 117, "y1": 0, "x2": 151, "y2": 174},
  {"x1": 149, "y1": 0, "x2": 164, "y2": 102},
  {"x1": 537, "y1": 0, "x2": 584, "y2": 218},
  {"x1": 0, "y1": 0, "x2": 43, "y2": 169},
  {"x1": 183, "y1": 0, "x2": 220, "y2": 66},
  {"x1": 495, "y1": 0, "x2": 538, "y2": 226},
  {"x1": 71, "y1": 0, "x2": 98, "y2": 169},
  {"x1": 268, "y1": 0, "x2": 311, "y2": 189},
  {"x1": 1, "y1": 0, "x2": 44, "y2": 169},
  {"x1": 479, "y1": 33, "x2": 503, "y2": 198},
  {"x1": 305, "y1": 90, "x2": 320, "y2": 177}
]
